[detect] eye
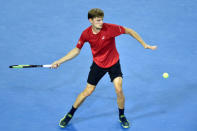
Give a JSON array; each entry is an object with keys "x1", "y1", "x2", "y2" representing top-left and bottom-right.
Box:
[{"x1": 97, "y1": 19, "x2": 103, "y2": 22}]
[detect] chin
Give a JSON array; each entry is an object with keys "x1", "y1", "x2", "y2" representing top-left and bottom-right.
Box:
[{"x1": 97, "y1": 26, "x2": 103, "y2": 29}]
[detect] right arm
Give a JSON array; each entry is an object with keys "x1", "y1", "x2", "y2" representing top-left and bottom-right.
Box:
[{"x1": 51, "y1": 47, "x2": 80, "y2": 68}]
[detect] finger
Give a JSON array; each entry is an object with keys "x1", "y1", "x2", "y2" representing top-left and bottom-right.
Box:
[
  {"x1": 154, "y1": 46, "x2": 157, "y2": 50},
  {"x1": 51, "y1": 65, "x2": 57, "y2": 69},
  {"x1": 150, "y1": 46, "x2": 156, "y2": 50}
]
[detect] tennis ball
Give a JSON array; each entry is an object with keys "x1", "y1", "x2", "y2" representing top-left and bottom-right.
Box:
[{"x1": 163, "y1": 73, "x2": 169, "y2": 78}]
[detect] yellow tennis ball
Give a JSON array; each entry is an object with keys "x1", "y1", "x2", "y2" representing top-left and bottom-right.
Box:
[{"x1": 163, "y1": 73, "x2": 169, "y2": 78}]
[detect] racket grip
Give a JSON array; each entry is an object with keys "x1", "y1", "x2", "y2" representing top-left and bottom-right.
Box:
[{"x1": 42, "y1": 65, "x2": 52, "y2": 68}]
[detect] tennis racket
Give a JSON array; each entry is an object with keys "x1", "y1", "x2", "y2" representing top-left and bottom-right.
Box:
[{"x1": 9, "y1": 64, "x2": 52, "y2": 68}]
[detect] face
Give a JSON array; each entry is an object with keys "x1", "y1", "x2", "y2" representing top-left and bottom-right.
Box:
[{"x1": 89, "y1": 17, "x2": 104, "y2": 29}]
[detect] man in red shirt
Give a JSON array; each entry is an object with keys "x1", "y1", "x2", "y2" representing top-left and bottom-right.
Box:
[{"x1": 51, "y1": 8, "x2": 157, "y2": 128}]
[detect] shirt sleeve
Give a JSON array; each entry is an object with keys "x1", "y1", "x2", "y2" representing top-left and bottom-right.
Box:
[
  {"x1": 109, "y1": 24, "x2": 125, "y2": 37},
  {"x1": 76, "y1": 31, "x2": 87, "y2": 49}
]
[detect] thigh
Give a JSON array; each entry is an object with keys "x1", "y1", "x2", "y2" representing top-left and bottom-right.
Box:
[
  {"x1": 108, "y1": 60, "x2": 123, "y2": 82},
  {"x1": 83, "y1": 83, "x2": 96, "y2": 94},
  {"x1": 113, "y1": 77, "x2": 123, "y2": 91},
  {"x1": 87, "y1": 62, "x2": 107, "y2": 86}
]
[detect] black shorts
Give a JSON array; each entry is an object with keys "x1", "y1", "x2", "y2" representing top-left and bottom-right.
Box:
[{"x1": 87, "y1": 60, "x2": 123, "y2": 86}]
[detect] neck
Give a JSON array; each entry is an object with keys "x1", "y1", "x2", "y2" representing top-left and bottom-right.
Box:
[{"x1": 92, "y1": 26, "x2": 101, "y2": 34}]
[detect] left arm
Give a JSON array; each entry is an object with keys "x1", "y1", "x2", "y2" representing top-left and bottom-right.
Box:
[{"x1": 124, "y1": 27, "x2": 157, "y2": 50}]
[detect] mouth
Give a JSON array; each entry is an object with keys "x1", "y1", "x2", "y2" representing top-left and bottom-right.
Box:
[{"x1": 98, "y1": 24, "x2": 103, "y2": 28}]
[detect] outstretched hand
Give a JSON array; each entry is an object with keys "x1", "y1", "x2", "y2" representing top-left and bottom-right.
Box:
[{"x1": 145, "y1": 45, "x2": 157, "y2": 50}]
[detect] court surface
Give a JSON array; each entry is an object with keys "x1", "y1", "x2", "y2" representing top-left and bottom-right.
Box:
[{"x1": 0, "y1": 0, "x2": 197, "y2": 131}]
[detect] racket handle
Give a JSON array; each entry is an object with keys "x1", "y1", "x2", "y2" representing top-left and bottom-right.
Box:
[{"x1": 42, "y1": 65, "x2": 52, "y2": 68}]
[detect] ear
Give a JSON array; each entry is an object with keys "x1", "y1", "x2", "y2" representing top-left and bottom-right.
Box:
[{"x1": 89, "y1": 18, "x2": 93, "y2": 24}]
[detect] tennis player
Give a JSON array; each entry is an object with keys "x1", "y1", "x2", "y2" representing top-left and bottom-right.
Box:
[{"x1": 51, "y1": 8, "x2": 157, "y2": 128}]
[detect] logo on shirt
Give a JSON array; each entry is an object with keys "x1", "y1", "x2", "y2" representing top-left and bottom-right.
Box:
[
  {"x1": 78, "y1": 41, "x2": 81, "y2": 45},
  {"x1": 102, "y1": 36, "x2": 105, "y2": 40}
]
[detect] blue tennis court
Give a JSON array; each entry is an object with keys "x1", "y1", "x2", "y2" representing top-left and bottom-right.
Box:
[{"x1": 1, "y1": 0, "x2": 197, "y2": 131}]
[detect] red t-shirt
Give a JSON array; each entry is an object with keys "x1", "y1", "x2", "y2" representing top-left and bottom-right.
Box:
[{"x1": 76, "y1": 23, "x2": 125, "y2": 68}]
